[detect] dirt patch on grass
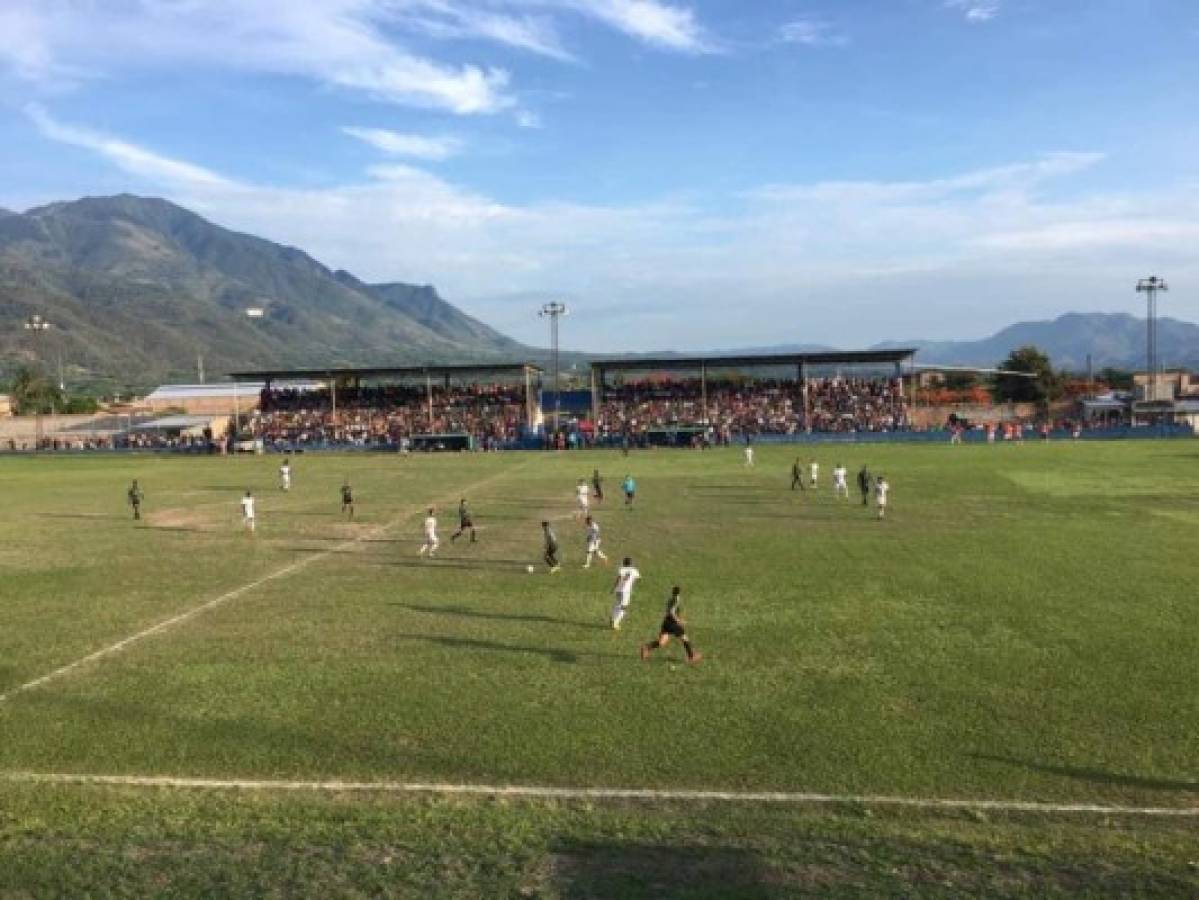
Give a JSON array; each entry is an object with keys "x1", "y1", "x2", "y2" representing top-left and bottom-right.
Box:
[{"x1": 145, "y1": 507, "x2": 223, "y2": 532}]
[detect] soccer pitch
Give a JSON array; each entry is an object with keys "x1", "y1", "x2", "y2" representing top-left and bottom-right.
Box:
[{"x1": 0, "y1": 442, "x2": 1196, "y2": 896}]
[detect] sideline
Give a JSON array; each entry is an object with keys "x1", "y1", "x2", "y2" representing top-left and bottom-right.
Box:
[
  {"x1": 0, "y1": 461, "x2": 528, "y2": 704},
  {"x1": 0, "y1": 772, "x2": 1195, "y2": 817}
]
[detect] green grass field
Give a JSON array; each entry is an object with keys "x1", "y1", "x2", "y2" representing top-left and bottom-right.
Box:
[{"x1": 1, "y1": 442, "x2": 1196, "y2": 896}]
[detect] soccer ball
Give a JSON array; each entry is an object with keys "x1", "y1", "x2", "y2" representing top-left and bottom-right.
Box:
[{"x1": 526, "y1": 565, "x2": 535, "y2": 574}]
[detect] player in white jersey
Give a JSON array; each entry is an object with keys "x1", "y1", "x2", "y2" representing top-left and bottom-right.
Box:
[
  {"x1": 609, "y1": 557, "x2": 641, "y2": 630},
  {"x1": 240, "y1": 490, "x2": 256, "y2": 532},
  {"x1": 279, "y1": 458, "x2": 292, "y2": 491},
  {"x1": 875, "y1": 476, "x2": 890, "y2": 520},
  {"x1": 583, "y1": 515, "x2": 608, "y2": 568},
  {"x1": 744, "y1": 444, "x2": 754, "y2": 467},
  {"x1": 809, "y1": 460, "x2": 819, "y2": 490},
  {"x1": 832, "y1": 464, "x2": 849, "y2": 499},
  {"x1": 419, "y1": 507, "x2": 439, "y2": 556},
  {"x1": 575, "y1": 479, "x2": 591, "y2": 520}
]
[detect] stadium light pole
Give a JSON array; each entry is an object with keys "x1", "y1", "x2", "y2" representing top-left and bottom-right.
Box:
[
  {"x1": 24, "y1": 314, "x2": 53, "y2": 451},
  {"x1": 1135, "y1": 276, "x2": 1167, "y2": 401},
  {"x1": 539, "y1": 302, "x2": 568, "y2": 433},
  {"x1": 232, "y1": 306, "x2": 266, "y2": 440}
]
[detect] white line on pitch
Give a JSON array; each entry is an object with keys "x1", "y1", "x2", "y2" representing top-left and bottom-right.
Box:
[
  {"x1": 1, "y1": 773, "x2": 1195, "y2": 817},
  {"x1": 0, "y1": 464, "x2": 525, "y2": 704}
]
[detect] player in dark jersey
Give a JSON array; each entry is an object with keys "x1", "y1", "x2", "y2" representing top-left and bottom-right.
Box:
[
  {"x1": 542, "y1": 521, "x2": 560, "y2": 573},
  {"x1": 452, "y1": 498, "x2": 477, "y2": 543},
  {"x1": 790, "y1": 457, "x2": 805, "y2": 491},
  {"x1": 127, "y1": 480, "x2": 144, "y2": 520},
  {"x1": 640, "y1": 586, "x2": 701, "y2": 664},
  {"x1": 340, "y1": 481, "x2": 354, "y2": 519},
  {"x1": 592, "y1": 468, "x2": 604, "y2": 503},
  {"x1": 857, "y1": 464, "x2": 872, "y2": 506}
]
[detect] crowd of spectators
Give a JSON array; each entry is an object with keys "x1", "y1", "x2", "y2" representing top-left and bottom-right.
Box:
[
  {"x1": 596, "y1": 376, "x2": 910, "y2": 439},
  {"x1": 253, "y1": 383, "x2": 527, "y2": 448},
  {"x1": 3, "y1": 432, "x2": 215, "y2": 452}
]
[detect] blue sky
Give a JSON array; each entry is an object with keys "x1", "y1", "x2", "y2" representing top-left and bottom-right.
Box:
[{"x1": 0, "y1": 0, "x2": 1196, "y2": 351}]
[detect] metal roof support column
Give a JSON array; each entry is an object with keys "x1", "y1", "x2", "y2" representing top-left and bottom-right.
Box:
[
  {"x1": 799, "y1": 361, "x2": 808, "y2": 427},
  {"x1": 590, "y1": 365, "x2": 599, "y2": 431}
]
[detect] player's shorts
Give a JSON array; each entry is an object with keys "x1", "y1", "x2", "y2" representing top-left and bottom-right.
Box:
[
  {"x1": 660, "y1": 618, "x2": 685, "y2": 638},
  {"x1": 587, "y1": 541, "x2": 600, "y2": 552},
  {"x1": 460, "y1": 517, "x2": 473, "y2": 528}
]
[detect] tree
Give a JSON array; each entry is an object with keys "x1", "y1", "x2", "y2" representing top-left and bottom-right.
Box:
[
  {"x1": 8, "y1": 367, "x2": 64, "y2": 415},
  {"x1": 992, "y1": 346, "x2": 1062, "y2": 405},
  {"x1": 1097, "y1": 367, "x2": 1134, "y2": 391},
  {"x1": 942, "y1": 370, "x2": 979, "y2": 391}
]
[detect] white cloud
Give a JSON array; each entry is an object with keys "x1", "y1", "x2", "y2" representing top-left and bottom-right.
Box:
[
  {"x1": 945, "y1": 1, "x2": 1001, "y2": 23},
  {"x1": 0, "y1": 0, "x2": 719, "y2": 115},
  {"x1": 396, "y1": 2, "x2": 576, "y2": 62},
  {"x1": 565, "y1": 0, "x2": 714, "y2": 52},
  {"x1": 342, "y1": 127, "x2": 464, "y2": 161},
  {"x1": 515, "y1": 109, "x2": 543, "y2": 129},
  {"x1": 778, "y1": 18, "x2": 849, "y2": 48},
  {"x1": 1, "y1": 0, "x2": 515, "y2": 114},
  {"x1": 25, "y1": 104, "x2": 237, "y2": 190},
  {"x1": 24, "y1": 108, "x2": 1199, "y2": 350}
]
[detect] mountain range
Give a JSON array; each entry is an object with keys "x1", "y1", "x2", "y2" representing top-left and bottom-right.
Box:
[
  {"x1": 0, "y1": 194, "x2": 1193, "y2": 390},
  {"x1": 868, "y1": 313, "x2": 1197, "y2": 372},
  {"x1": 0, "y1": 195, "x2": 525, "y2": 389}
]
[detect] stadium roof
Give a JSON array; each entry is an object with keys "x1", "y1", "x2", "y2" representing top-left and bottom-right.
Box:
[
  {"x1": 590, "y1": 349, "x2": 917, "y2": 373},
  {"x1": 227, "y1": 362, "x2": 542, "y2": 381},
  {"x1": 148, "y1": 382, "x2": 321, "y2": 400},
  {"x1": 132, "y1": 415, "x2": 221, "y2": 431}
]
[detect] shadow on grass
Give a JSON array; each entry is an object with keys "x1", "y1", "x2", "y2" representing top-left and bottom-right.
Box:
[
  {"x1": 395, "y1": 633, "x2": 615, "y2": 664},
  {"x1": 971, "y1": 753, "x2": 1199, "y2": 793},
  {"x1": 38, "y1": 512, "x2": 130, "y2": 521},
  {"x1": 390, "y1": 602, "x2": 607, "y2": 630},
  {"x1": 551, "y1": 842, "x2": 776, "y2": 899},
  {"x1": 19, "y1": 692, "x2": 452, "y2": 773},
  {"x1": 135, "y1": 525, "x2": 224, "y2": 535},
  {"x1": 377, "y1": 558, "x2": 534, "y2": 573}
]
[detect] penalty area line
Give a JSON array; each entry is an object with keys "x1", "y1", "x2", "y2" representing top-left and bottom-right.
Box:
[
  {"x1": 0, "y1": 773, "x2": 1194, "y2": 818},
  {"x1": 0, "y1": 463, "x2": 526, "y2": 705}
]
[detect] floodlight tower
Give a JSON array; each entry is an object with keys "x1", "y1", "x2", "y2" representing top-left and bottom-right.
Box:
[
  {"x1": 539, "y1": 301, "x2": 569, "y2": 433},
  {"x1": 1135, "y1": 276, "x2": 1168, "y2": 401},
  {"x1": 23, "y1": 314, "x2": 53, "y2": 451}
]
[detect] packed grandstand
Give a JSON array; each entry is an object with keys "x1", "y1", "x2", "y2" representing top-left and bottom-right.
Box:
[{"x1": 5, "y1": 348, "x2": 1172, "y2": 452}]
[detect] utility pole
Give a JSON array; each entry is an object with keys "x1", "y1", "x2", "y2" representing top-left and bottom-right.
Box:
[
  {"x1": 1135, "y1": 276, "x2": 1168, "y2": 402},
  {"x1": 538, "y1": 302, "x2": 569, "y2": 434}
]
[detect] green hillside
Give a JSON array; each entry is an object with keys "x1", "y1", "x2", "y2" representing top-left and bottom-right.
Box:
[{"x1": 0, "y1": 195, "x2": 527, "y2": 391}]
